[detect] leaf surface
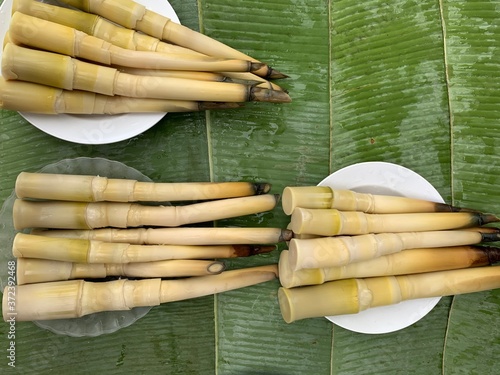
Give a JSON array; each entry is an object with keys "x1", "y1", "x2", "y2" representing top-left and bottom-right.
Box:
[{"x1": 1, "y1": 0, "x2": 500, "y2": 374}]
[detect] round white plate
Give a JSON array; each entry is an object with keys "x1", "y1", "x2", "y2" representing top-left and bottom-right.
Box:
[
  {"x1": 0, "y1": 0, "x2": 179, "y2": 144},
  {"x1": 0, "y1": 158, "x2": 154, "y2": 337},
  {"x1": 318, "y1": 161, "x2": 444, "y2": 334}
]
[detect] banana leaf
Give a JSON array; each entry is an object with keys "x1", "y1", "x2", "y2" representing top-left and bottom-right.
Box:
[{"x1": 1, "y1": 0, "x2": 500, "y2": 374}]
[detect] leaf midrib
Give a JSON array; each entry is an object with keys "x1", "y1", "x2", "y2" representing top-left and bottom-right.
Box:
[{"x1": 437, "y1": 0, "x2": 454, "y2": 373}]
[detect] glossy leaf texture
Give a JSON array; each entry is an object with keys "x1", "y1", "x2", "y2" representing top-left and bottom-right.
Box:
[{"x1": 1, "y1": 0, "x2": 500, "y2": 374}]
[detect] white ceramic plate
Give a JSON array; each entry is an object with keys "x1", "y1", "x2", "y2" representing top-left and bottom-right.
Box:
[
  {"x1": 318, "y1": 161, "x2": 444, "y2": 334},
  {"x1": 0, "y1": 0, "x2": 179, "y2": 144},
  {"x1": 0, "y1": 158, "x2": 154, "y2": 337}
]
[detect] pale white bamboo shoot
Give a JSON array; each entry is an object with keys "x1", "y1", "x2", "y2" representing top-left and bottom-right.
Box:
[
  {"x1": 289, "y1": 208, "x2": 499, "y2": 236},
  {"x1": 282, "y1": 186, "x2": 466, "y2": 215},
  {"x1": 287, "y1": 230, "x2": 498, "y2": 271},
  {"x1": 31, "y1": 227, "x2": 293, "y2": 245},
  {"x1": 13, "y1": 194, "x2": 278, "y2": 230},
  {"x1": 15, "y1": 172, "x2": 270, "y2": 202},
  {"x1": 16, "y1": 257, "x2": 226, "y2": 285}
]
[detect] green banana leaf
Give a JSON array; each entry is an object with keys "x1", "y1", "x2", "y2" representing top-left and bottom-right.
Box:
[{"x1": 1, "y1": 0, "x2": 500, "y2": 373}]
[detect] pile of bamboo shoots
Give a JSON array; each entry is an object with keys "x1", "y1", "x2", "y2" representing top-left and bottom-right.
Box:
[
  {"x1": 0, "y1": 0, "x2": 291, "y2": 115},
  {"x1": 277, "y1": 186, "x2": 500, "y2": 323},
  {"x1": 2, "y1": 172, "x2": 289, "y2": 322}
]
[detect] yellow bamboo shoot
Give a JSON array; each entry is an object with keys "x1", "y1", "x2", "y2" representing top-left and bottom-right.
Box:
[
  {"x1": 13, "y1": 0, "x2": 285, "y2": 91},
  {"x1": 31, "y1": 227, "x2": 293, "y2": 245},
  {"x1": 279, "y1": 246, "x2": 500, "y2": 288},
  {"x1": 13, "y1": 233, "x2": 276, "y2": 263},
  {"x1": 287, "y1": 230, "x2": 500, "y2": 271},
  {"x1": 282, "y1": 186, "x2": 471, "y2": 215},
  {"x1": 289, "y1": 208, "x2": 499, "y2": 236},
  {"x1": 57, "y1": 0, "x2": 286, "y2": 79},
  {"x1": 13, "y1": 0, "x2": 199, "y2": 55},
  {"x1": 4, "y1": 264, "x2": 278, "y2": 321},
  {"x1": 0, "y1": 78, "x2": 240, "y2": 114},
  {"x1": 278, "y1": 265, "x2": 500, "y2": 323},
  {"x1": 16, "y1": 257, "x2": 226, "y2": 285},
  {"x1": 15, "y1": 172, "x2": 271, "y2": 202},
  {"x1": 8, "y1": 12, "x2": 263, "y2": 73},
  {"x1": 13, "y1": 194, "x2": 279, "y2": 230},
  {"x1": 2, "y1": 43, "x2": 291, "y2": 103},
  {"x1": 116, "y1": 67, "x2": 227, "y2": 82}
]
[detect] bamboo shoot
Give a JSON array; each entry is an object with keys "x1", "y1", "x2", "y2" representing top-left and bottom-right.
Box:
[
  {"x1": 2, "y1": 43, "x2": 291, "y2": 103},
  {"x1": 8, "y1": 12, "x2": 263, "y2": 73},
  {"x1": 287, "y1": 230, "x2": 500, "y2": 270},
  {"x1": 116, "y1": 67, "x2": 227, "y2": 82},
  {"x1": 279, "y1": 246, "x2": 500, "y2": 288},
  {"x1": 13, "y1": 233, "x2": 276, "y2": 263},
  {"x1": 278, "y1": 265, "x2": 500, "y2": 323},
  {"x1": 13, "y1": 194, "x2": 279, "y2": 230},
  {"x1": 13, "y1": 0, "x2": 202, "y2": 55},
  {"x1": 16, "y1": 257, "x2": 226, "y2": 285},
  {"x1": 58, "y1": 0, "x2": 286, "y2": 79},
  {"x1": 13, "y1": 0, "x2": 284, "y2": 90},
  {"x1": 289, "y1": 208, "x2": 499, "y2": 236},
  {"x1": 0, "y1": 78, "x2": 240, "y2": 114},
  {"x1": 282, "y1": 186, "x2": 472, "y2": 215},
  {"x1": 31, "y1": 227, "x2": 293, "y2": 245},
  {"x1": 15, "y1": 172, "x2": 270, "y2": 202},
  {"x1": 4, "y1": 264, "x2": 279, "y2": 321}
]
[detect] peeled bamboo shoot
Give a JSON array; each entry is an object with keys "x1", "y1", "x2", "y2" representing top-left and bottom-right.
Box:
[
  {"x1": 0, "y1": 78, "x2": 239, "y2": 114},
  {"x1": 15, "y1": 172, "x2": 271, "y2": 202},
  {"x1": 287, "y1": 230, "x2": 500, "y2": 270},
  {"x1": 116, "y1": 67, "x2": 227, "y2": 82},
  {"x1": 2, "y1": 43, "x2": 291, "y2": 103},
  {"x1": 14, "y1": 0, "x2": 201, "y2": 55},
  {"x1": 16, "y1": 257, "x2": 226, "y2": 285},
  {"x1": 13, "y1": 194, "x2": 279, "y2": 230},
  {"x1": 278, "y1": 265, "x2": 500, "y2": 323},
  {"x1": 282, "y1": 186, "x2": 471, "y2": 215},
  {"x1": 290, "y1": 208, "x2": 499, "y2": 236},
  {"x1": 279, "y1": 246, "x2": 500, "y2": 288},
  {"x1": 57, "y1": 0, "x2": 286, "y2": 79},
  {"x1": 31, "y1": 227, "x2": 293, "y2": 245},
  {"x1": 13, "y1": 0, "x2": 285, "y2": 90},
  {"x1": 13, "y1": 233, "x2": 276, "y2": 263},
  {"x1": 8, "y1": 12, "x2": 263, "y2": 73},
  {"x1": 3, "y1": 264, "x2": 279, "y2": 321}
]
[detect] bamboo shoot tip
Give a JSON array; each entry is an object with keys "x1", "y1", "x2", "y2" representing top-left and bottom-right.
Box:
[
  {"x1": 266, "y1": 68, "x2": 289, "y2": 80},
  {"x1": 251, "y1": 245, "x2": 277, "y2": 255},
  {"x1": 480, "y1": 213, "x2": 500, "y2": 225},
  {"x1": 250, "y1": 87, "x2": 291, "y2": 103},
  {"x1": 254, "y1": 182, "x2": 272, "y2": 195}
]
